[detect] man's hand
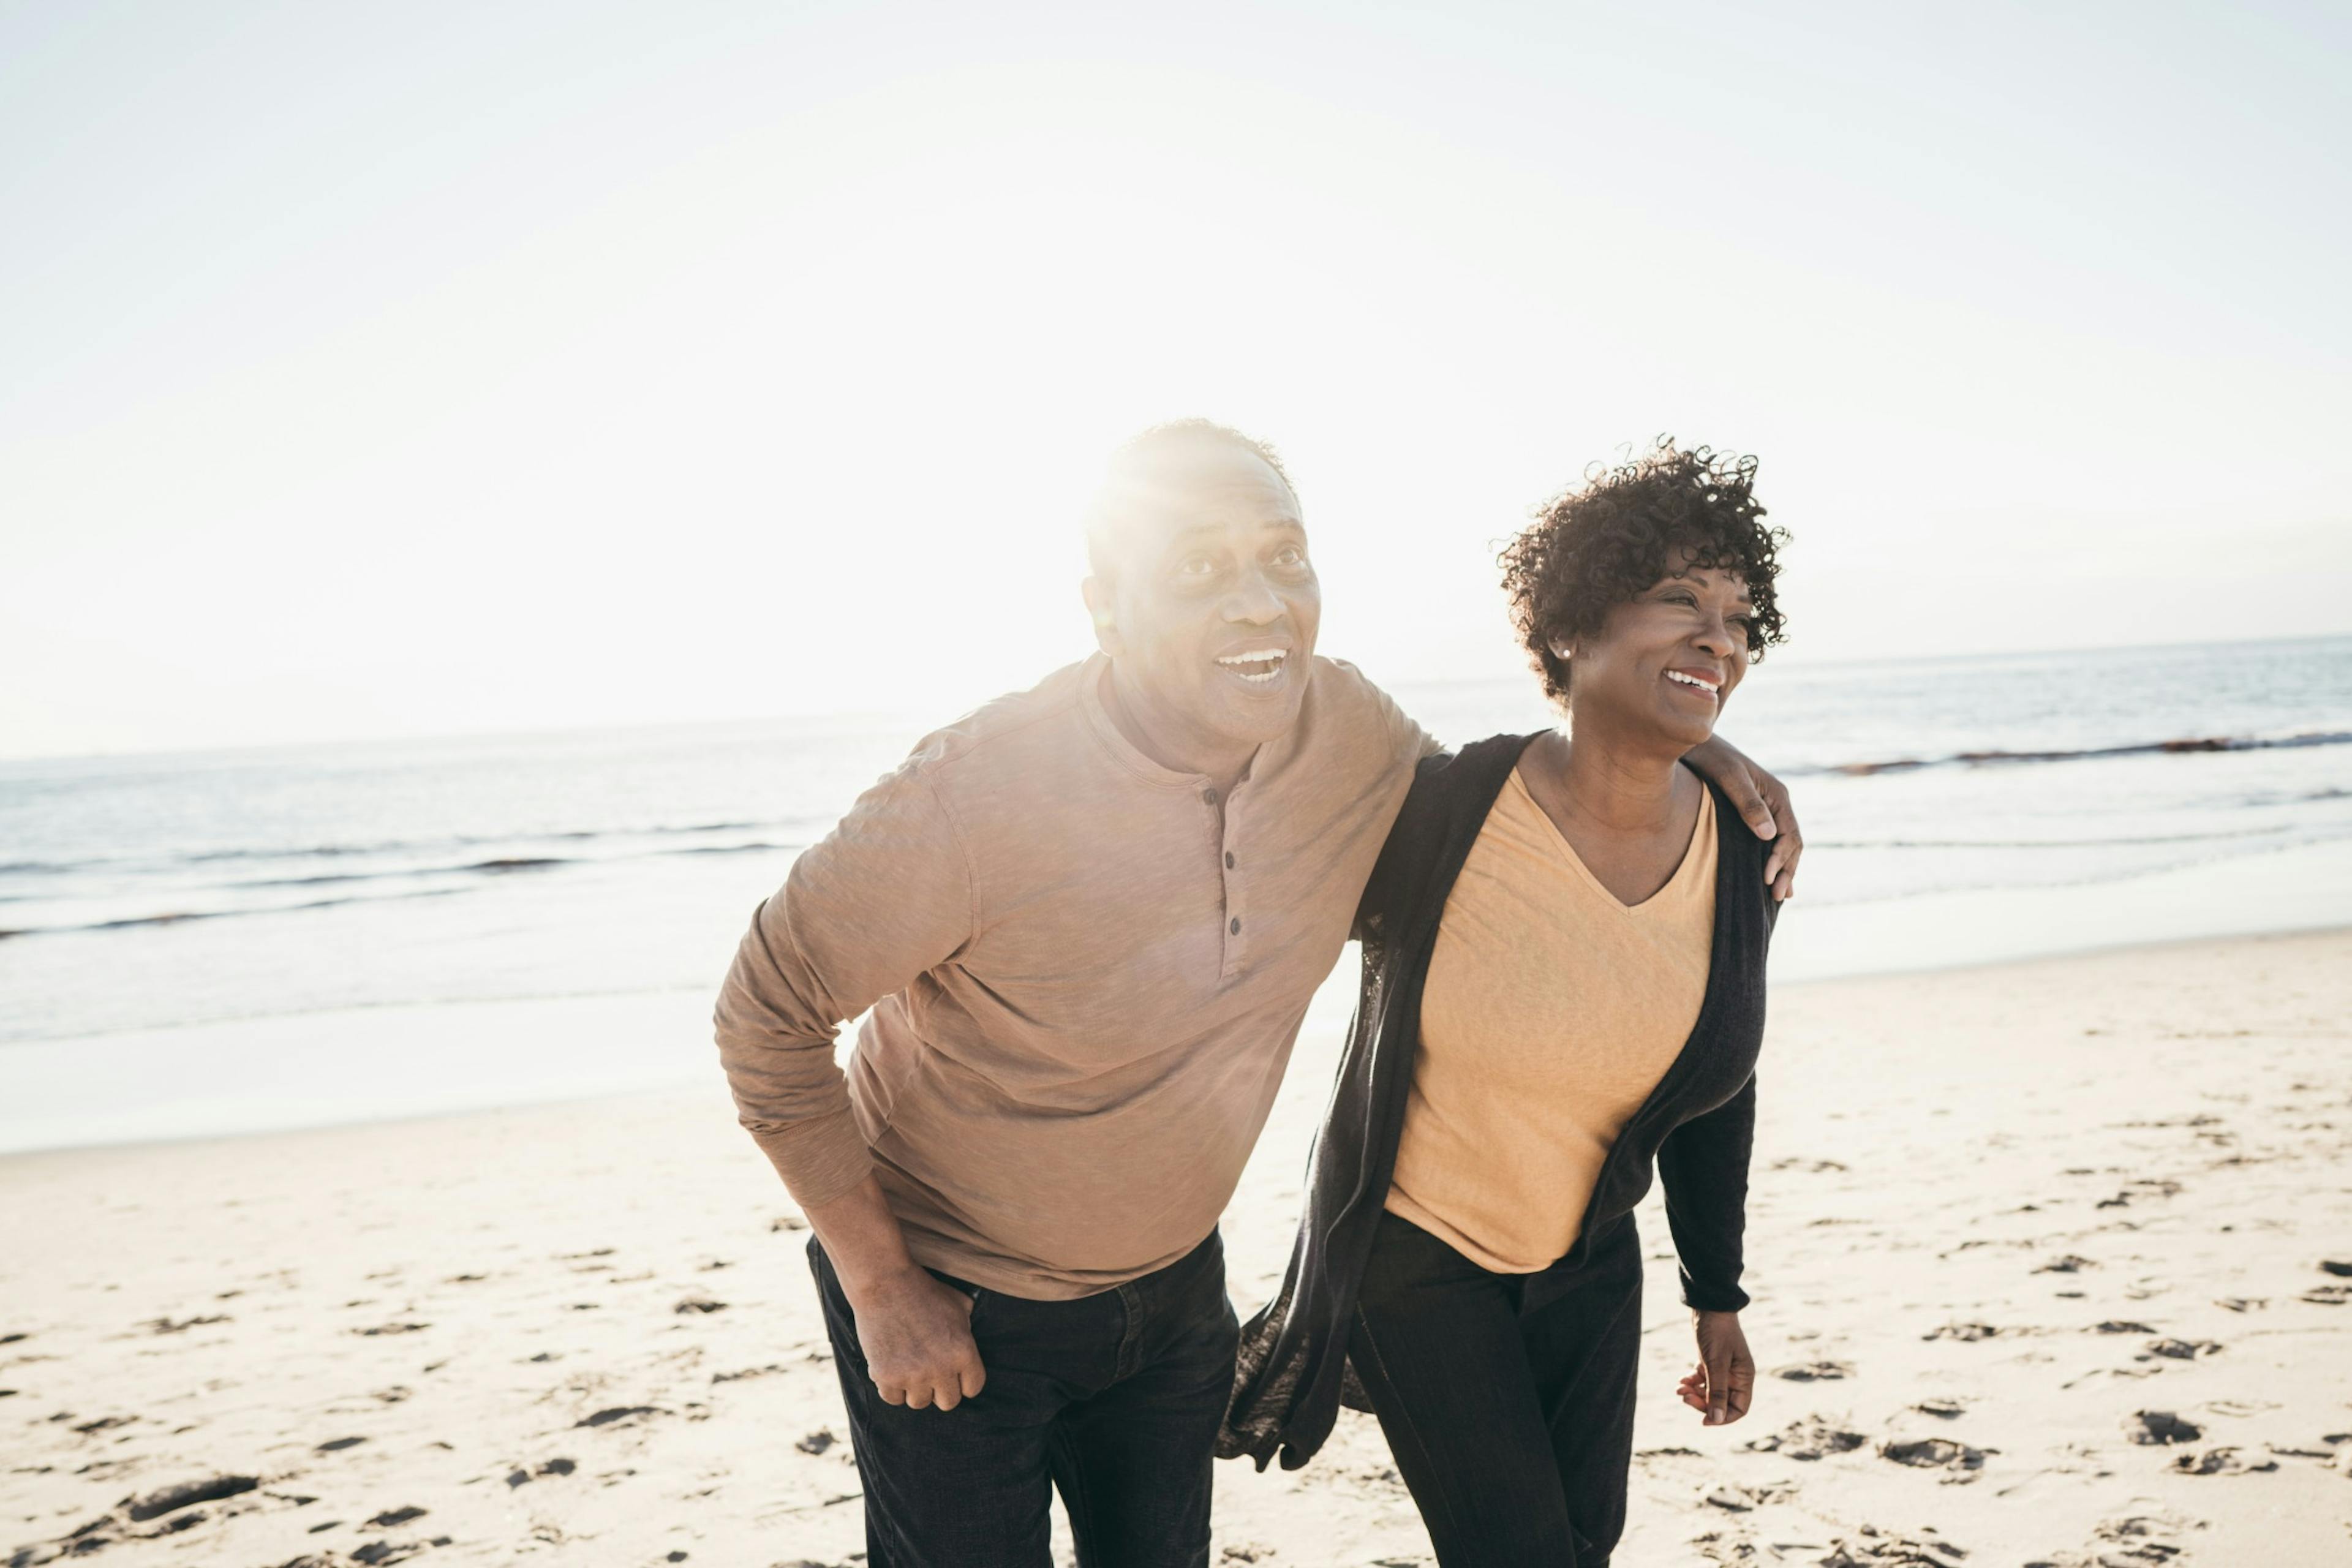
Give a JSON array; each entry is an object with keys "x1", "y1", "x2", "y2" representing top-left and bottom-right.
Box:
[
  {"x1": 1675, "y1": 1308, "x2": 1755, "y2": 1426},
  {"x1": 804, "y1": 1174, "x2": 987, "y2": 1411},
  {"x1": 1684, "y1": 734, "x2": 1804, "y2": 900},
  {"x1": 846, "y1": 1267, "x2": 987, "y2": 1411}
]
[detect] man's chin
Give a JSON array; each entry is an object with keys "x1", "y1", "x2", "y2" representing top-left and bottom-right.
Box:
[{"x1": 1196, "y1": 687, "x2": 1310, "y2": 749}]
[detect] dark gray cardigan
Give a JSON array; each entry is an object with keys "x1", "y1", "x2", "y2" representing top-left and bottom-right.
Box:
[{"x1": 1219, "y1": 733, "x2": 1780, "y2": 1471}]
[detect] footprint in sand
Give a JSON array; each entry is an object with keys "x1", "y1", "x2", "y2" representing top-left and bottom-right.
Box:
[
  {"x1": 1740, "y1": 1416, "x2": 1868, "y2": 1460},
  {"x1": 1816, "y1": 1523, "x2": 1967, "y2": 1565},
  {"x1": 1912, "y1": 1398, "x2": 1966, "y2": 1420},
  {"x1": 2026, "y1": 1510, "x2": 2198, "y2": 1567},
  {"x1": 2140, "y1": 1338, "x2": 2222, "y2": 1360},
  {"x1": 576, "y1": 1406, "x2": 660, "y2": 1429},
  {"x1": 504, "y1": 1457, "x2": 578, "y2": 1487},
  {"x1": 2121, "y1": 1410, "x2": 2201, "y2": 1446},
  {"x1": 1921, "y1": 1322, "x2": 2000, "y2": 1342},
  {"x1": 2169, "y1": 1446, "x2": 2277, "y2": 1475},
  {"x1": 1880, "y1": 1437, "x2": 1988, "y2": 1476},
  {"x1": 1771, "y1": 1360, "x2": 1853, "y2": 1382}
]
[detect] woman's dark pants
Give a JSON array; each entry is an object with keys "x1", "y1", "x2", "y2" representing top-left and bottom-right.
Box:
[
  {"x1": 1349, "y1": 1211, "x2": 1645, "y2": 1568},
  {"x1": 809, "y1": 1231, "x2": 1240, "y2": 1568}
]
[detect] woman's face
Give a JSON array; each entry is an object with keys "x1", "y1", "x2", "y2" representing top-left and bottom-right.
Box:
[{"x1": 1563, "y1": 560, "x2": 1755, "y2": 751}]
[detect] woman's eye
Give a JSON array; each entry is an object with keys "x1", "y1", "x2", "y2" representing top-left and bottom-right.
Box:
[{"x1": 1177, "y1": 554, "x2": 1219, "y2": 578}]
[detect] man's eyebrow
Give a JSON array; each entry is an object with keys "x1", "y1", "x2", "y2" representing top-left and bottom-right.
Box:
[{"x1": 1164, "y1": 516, "x2": 1306, "y2": 548}]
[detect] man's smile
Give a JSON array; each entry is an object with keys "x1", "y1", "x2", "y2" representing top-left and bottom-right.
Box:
[{"x1": 1215, "y1": 647, "x2": 1289, "y2": 685}]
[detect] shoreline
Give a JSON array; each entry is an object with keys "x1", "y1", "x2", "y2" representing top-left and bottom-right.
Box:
[
  {"x1": 7, "y1": 835, "x2": 2352, "y2": 1159},
  {"x1": 0, "y1": 914, "x2": 2343, "y2": 1169},
  {"x1": 4, "y1": 928, "x2": 2351, "y2": 1566}
]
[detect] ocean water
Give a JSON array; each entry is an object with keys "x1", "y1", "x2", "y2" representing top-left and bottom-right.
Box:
[{"x1": 2, "y1": 636, "x2": 2348, "y2": 1145}]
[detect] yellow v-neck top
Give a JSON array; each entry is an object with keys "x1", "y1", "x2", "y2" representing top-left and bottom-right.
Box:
[{"x1": 1385, "y1": 769, "x2": 1716, "y2": 1273}]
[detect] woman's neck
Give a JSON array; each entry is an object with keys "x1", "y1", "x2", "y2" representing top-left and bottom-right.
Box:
[{"x1": 1541, "y1": 722, "x2": 1692, "y2": 835}]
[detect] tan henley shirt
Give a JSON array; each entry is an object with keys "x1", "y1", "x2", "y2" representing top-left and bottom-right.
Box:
[{"x1": 715, "y1": 652, "x2": 1430, "y2": 1299}]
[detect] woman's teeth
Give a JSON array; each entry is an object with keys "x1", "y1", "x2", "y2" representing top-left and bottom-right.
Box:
[
  {"x1": 1216, "y1": 649, "x2": 1287, "y2": 684},
  {"x1": 1665, "y1": 670, "x2": 1720, "y2": 696}
]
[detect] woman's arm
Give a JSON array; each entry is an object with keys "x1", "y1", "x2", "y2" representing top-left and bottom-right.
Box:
[
  {"x1": 1657, "y1": 1075, "x2": 1761, "y2": 1425},
  {"x1": 1655, "y1": 1074, "x2": 1756, "y2": 1313}
]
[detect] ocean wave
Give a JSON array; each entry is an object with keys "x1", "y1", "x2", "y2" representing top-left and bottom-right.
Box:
[
  {"x1": 179, "y1": 818, "x2": 774, "y2": 865},
  {"x1": 1814, "y1": 824, "x2": 2302, "y2": 850},
  {"x1": 0, "y1": 837, "x2": 799, "y2": 942},
  {"x1": 9, "y1": 886, "x2": 467, "y2": 940},
  {"x1": 1803, "y1": 729, "x2": 2352, "y2": 778},
  {"x1": 0, "y1": 821, "x2": 805, "y2": 883}
]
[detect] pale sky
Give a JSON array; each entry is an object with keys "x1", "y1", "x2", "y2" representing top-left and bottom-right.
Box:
[{"x1": 5, "y1": 1, "x2": 2348, "y2": 758}]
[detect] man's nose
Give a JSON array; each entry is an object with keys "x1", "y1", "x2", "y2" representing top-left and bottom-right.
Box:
[{"x1": 1223, "y1": 570, "x2": 1286, "y2": 624}]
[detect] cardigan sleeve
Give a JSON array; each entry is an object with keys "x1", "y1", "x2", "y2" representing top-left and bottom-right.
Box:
[{"x1": 1654, "y1": 1072, "x2": 1756, "y2": 1312}]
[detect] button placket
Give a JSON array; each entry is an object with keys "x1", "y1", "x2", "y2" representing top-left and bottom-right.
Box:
[{"x1": 1217, "y1": 786, "x2": 1248, "y2": 977}]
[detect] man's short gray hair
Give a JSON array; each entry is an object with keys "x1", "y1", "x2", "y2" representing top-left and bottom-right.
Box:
[{"x1": 1083, "y1": 419, "x2": 1298, "y2": 581}]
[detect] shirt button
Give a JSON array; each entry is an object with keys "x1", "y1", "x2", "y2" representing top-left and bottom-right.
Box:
[
  {"x1": 1224, "y1": 851, "x2": 1236, "y2": 869},
  {"x1": 1202, "y1": 788, "x2": 1219, "y2": 805},
  {"x1": 1229, "y1": 918, "x2": 1242, "y2": 935}
]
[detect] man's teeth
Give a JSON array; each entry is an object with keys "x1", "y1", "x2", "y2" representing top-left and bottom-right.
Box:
[
  {"x1": 1217, "y1": 650, "x2": 1287, "y2": 684},
  {"x1": 1666, "y1": 671, "x2": 1720, "y2": 694}
]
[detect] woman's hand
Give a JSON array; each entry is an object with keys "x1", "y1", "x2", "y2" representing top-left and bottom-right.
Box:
[
  {"x1": 1683, "y1": 734, "x2": 1803, "y2": 900},
  {"x1": 1676, "y1": 1309, "x2": 1755, "y2": 1426}
]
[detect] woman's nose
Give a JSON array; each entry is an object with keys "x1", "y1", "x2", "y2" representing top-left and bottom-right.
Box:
[{"x1": 1693, "y1": 613, "x2": 1741, "y2": 655}]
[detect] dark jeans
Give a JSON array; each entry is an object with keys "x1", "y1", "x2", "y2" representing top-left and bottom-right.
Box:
[
  {"x1": 1349, "y1": 1211, "x2": 1645, "y2": 1568},
  {"x1": 809, "y1": 1230, "x2": 1240, "y2": 1568}
]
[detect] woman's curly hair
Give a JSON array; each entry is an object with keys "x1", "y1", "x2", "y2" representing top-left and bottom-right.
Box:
[{"x1": 1500, "y1": 437, "x2": 1789, "y2": 707}]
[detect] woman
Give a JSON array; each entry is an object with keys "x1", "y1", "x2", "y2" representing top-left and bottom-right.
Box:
[{"x1": 1219, "y1": 440, "x2": 1790, "y2": 1567}]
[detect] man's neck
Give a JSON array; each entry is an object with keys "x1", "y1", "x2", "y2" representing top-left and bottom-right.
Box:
[{"x1": 1101, "y1": 663, "x2": 1257, "y2": 793}]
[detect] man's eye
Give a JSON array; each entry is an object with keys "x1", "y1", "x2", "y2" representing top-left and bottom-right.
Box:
[
  {"x1": 1272, "y1": 545, "x2": 1308, "y2": 568},
  {"x1": 1177, "y1": 555, "x2": 1219, "y2": 577}
]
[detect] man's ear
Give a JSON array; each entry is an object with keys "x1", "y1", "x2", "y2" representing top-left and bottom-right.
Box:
[{"x1": 1081, "y1": 576, "x2": 1125, "y2": 658}]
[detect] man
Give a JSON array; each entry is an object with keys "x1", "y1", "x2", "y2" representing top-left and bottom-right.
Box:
[{"x1": 714, "y1": 420, "x2": 1800, "y2": 1567}]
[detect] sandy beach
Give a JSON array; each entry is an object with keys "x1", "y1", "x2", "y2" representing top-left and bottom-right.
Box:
[{"x1": 5, "y1": 928, "x2": 2350, "y2": 1567}]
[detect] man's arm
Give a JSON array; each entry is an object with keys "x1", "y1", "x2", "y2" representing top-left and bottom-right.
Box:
[
  {"x1": 714, "y1": 762, "x2": 985, "y2": 1410},
  {"x1": 1684, "y1": 734, "x2": 1804, "y2": 900}
]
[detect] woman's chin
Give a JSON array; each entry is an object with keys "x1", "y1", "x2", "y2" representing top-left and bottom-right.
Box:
[{"x1": 1656, "y1": 714, "x2": 1720, "y2": 753}]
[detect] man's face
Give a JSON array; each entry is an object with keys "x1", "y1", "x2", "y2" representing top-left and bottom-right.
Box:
[{"x1": 1085, "y1": 449, "x2": 1322, "y2": 750}]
